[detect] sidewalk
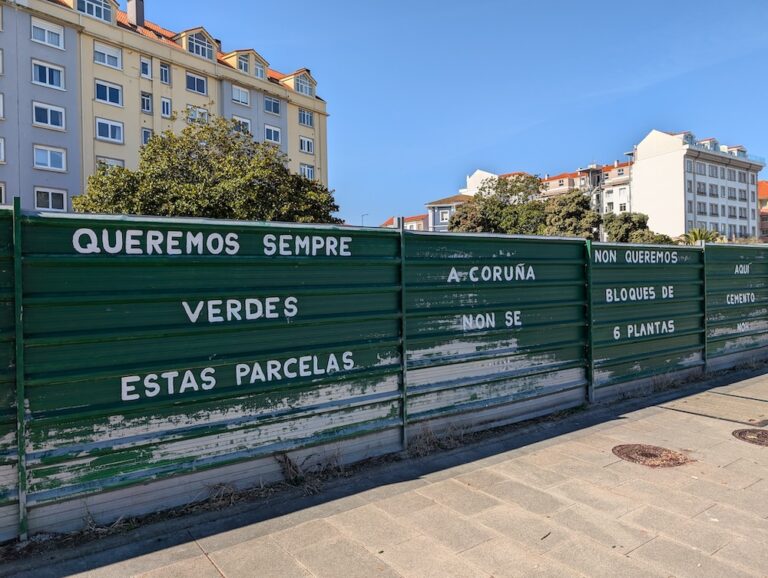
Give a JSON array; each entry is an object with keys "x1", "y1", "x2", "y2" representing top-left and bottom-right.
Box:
[{"x1": 4, "y1": 370, "x2": 768, "y2": 577}]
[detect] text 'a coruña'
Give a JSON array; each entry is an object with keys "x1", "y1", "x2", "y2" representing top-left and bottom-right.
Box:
[{"x1": 447, "y1": 264, "x2": 536, "y2": 283}]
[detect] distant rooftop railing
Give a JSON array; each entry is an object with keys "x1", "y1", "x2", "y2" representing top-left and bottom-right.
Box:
[{"x1": 687, "y1": 142, "x2": 765, "y2": 165}]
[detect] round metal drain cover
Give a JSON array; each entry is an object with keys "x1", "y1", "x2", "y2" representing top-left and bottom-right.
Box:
[
  {"x1": 732, "y1": 429, "x2": 768, "y2": 447},
  {"x1": 612, "y1": 444, "x2": 692, "y2": 468}
]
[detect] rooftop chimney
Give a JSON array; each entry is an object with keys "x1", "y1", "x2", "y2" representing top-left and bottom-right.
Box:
[{"x1": 128, "y1": 0, "x2": 145, "y2": 27}]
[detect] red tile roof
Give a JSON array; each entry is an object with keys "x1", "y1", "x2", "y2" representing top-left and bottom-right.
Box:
[
  {"x1": 759, "y1": 181, "x2": 768, "y2": 201},
  {"x1": 71, "y1": 4, "x2": 308, "y2": 90},
  {"x1": 379, "y1": 214, "x2": 428, "y2": 228},
  {"x1": 499, "y1": 171, "x2": 531, "y2": 178}
]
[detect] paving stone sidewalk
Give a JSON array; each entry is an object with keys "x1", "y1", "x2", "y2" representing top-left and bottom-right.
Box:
[{"x1": 4, "y1": 372, "x2": 768, "y2": 577}]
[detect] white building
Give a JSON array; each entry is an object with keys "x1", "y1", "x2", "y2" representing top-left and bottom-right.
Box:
[{"x1": 630, "y1": 130, "x2": 764, "y2": 239}]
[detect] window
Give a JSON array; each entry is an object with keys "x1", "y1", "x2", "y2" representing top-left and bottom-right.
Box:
[
  {"x1": 0, "y1": 138, "x2": 4, "y2": 163},
  {"x1": 606, "y1": 202, "x2": 614, "y2": 212},
  {"x1": 254, "y1": 62, "x2": 265, "y2": 79},
  {"x1": 687, "y1": 220, "x2": 694, "y2": 230},
  {"x1": 727, "y1": 168, "x2": 736, "y2": 181},
  {"x1": 696, "y1": 182, "x2": 706, "y2": 195},
  {"x1": 709, "y1": 184, "x2": 718, "y2": 197},
  {"x1": 95, "y1": 80, "x2": 122, "y2": 105},
  {"x1": 708, "y1": 165, "x2": 717, "y2": 178},
  {"x1": 188, "y1": 32, "x2": 214, "y2": 59},
  {"x1": 94, "y1": 42, "x2": 122, "y2": 69},
  {"x1": 720, "y1": 167, "x2": 725, "y2": 179},
  {"x1": 186, "y1": 106, "x2": 208, "y2": 123},
  {"x1": 140, "y1": 56, "x2": 152, "y2": 79},
  {"x1": 238, "y1": 55, "x2": 249, "y2": 73},
  {"x1": 695, "y1": 162, "x2": 705, "y2": 175},
  {"x1": 0, "y1": 94, "x2": 3, "y2": 119},
  {"x1": 232, "y1": 116, "x2": 251, "y2": 133},
  {"x1": 295, "y1": 74, "x2": 313, "y2": 96},
  {"x1": 264, "y1": 125, "x2": 281, "y2": 144},
  {"x1": 141, "y1": 128, "x2": 153, "y2": 145},
  {"x1": 738, "y1": 189, "x2": 747, "y2": 201},
  {"x1": 35, "y1": 188, "x2": 66, "y2": 211},
  {"x1": 751, "y1": 173, "x2": 756, "y2": 185},
  {"x1": 728, "y1": 206, "x2": 737, "y2": 218},
  {"x1": 76, "y1": 0, "x2": 112, "y2": 22},
  {"x1": 751, "y1": 190, "x2": 756, "y2": 202},
  {"x1": 32, "y1": 60, "x2": 64, "y2": 89},
  {"x1": 686, "y1": 180, "x2": 692, "y2": 193},
  {"x1": 33, "y1": 145, "x2": 66, "y2": 171},
  {"x1": 738, "y1": 171, "x2": 747, "y2": 184},
  {"x1": 687, "y1": 201, "x2": 693, "y2": 213},
  {"x1": 720, "y1": 185, "x2": 726, "y2": 197},
  {"x1": 752, "y1": 209, "x2": 756, "y2": 220},
  {"x1": 95, "y1": 117, "x2": 123, "y2": 143},
  {"x1": 439, "y1": 210, "x2": 450, "y2": 223},
  {"x1": 264, "y1": 96, "x2": 280, "y2": 115},
  {"x1": 728, "y1": 187, "x2": 736, "y2": 199},
  {"x1": 685, "y1": 159, "x2": 693, "y2": 173},
  {"x1": 619, "y1": 203, "x2": 626, "y2": 212},
  {"x1": 159, "y1": 62, "x2": 171, "y2": 84},
  {"x1": 696, "y1": 202, "x2": 706, "y2": 215},
  {"x1": 299, "y1": 136, "x2": 314, "y2": 154},
  {"x1": 710, "y1": 204, "x2": 718, "y2": 216},
  {"x1": 720, "y1": 206, "x2": 726, "y2": 216},
  {"x1": 161, "y1": 97, "x2": 172, "y2": 118},
  {"x1": 739, "y1": 207, "x2": 747, "y2": 219},
  {"x1": 31, "y1": 18, "x2": 64, "y2": 49},
  {"x1": 96, "y1": 156, "x2": 124, "y2": 168},
  {"x1": 617, "y1": 168, "x2": 625, "y2": 176},
  {"x1": 0, "y1": 183, "x2": 5, "y2": 205},
  {"x1": 186, "y1": 72, "x2": 207, "y2": 94},
  {"x1": 299, "y1": 109, "x2": 314, "y2": 127},
  {"x1": 232, "y1": 85, "x2": 249, "y2": 105},
  {"x1": 140, "y1": 92, "x2": 152, "y2": 114}
]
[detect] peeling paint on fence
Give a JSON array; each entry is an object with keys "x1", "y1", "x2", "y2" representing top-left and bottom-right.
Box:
[
  {"x1": 705, "y1": 243, "x2": 768, "y2": 365},
  {"x1": 403, "y1": 233, "x2": 588, "y2": 428},
  {"x1": 17, "y1": 212, "x2": 403, "y2": 529},
  {"x1": 590, "y1": 243, "x2": 706, "y2": 398}
]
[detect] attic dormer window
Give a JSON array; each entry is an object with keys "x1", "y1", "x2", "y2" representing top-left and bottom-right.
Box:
[
  {"x1": 188, "y1": 32, "x2": 213, "y2": 60},
  {"x1": 77, "y1": 0, "x2": 112, "y2": 22},
  {"x1": 254, "y1": 63, "x2": 265, "y2": 79},
  {"x1": 238, "y1": 55, "x2": 249, "y2": 73},
  {"x1": 295, "y1": 74, "x2": 313, "y2": 96}
]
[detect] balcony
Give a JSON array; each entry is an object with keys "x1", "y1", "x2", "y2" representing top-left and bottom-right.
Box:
[{"x1": 687, "y1": 142, "x2": 766, "y2": 165}]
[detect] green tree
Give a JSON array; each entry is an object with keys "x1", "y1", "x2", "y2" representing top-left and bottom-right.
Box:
[
  {"x1": 603, "y1": 212, "x2": 650, "y2": 242},
  {"x1": 543, "y1": 190, "x2": 601, "y2": 239},
  {"x1": 680, "y1": 228, "x2": 721, "y2": 245},
  {"x1": 73, "y1": 116, "x2": 342, "y2": 223},
  {"x1": 627, "y1": 229, "x2": 676, "y2": 245},
  {"x1": 449, "y1": 173, "x2": 546, "y2": 234}
]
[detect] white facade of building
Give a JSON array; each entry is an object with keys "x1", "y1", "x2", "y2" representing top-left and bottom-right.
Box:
[
  {"x1": 631, "y1": 130, "x2": 764, "y2": 239},
  {"x1": 458, "y1": 169, "x2": 498, "y2": 196}
]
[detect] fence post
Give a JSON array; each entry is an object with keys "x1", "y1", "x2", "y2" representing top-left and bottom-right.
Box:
[
  {"x1": 398, "y1": 218, "x2": 409, "y2": 450},
  {"x1": 13, "y1": 198, "x2": 27, "y2": 541},
  {"x1": 585, "y1": 239, "x2": 595, "y2": 404},
  {"x1": 702, "y1": 242, "x2": 709, "y2": 372}
]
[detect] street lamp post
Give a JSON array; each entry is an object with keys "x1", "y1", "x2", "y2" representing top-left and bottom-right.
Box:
[{"x1": 361, "y1": 213, "x2": 369, "y2": 226}]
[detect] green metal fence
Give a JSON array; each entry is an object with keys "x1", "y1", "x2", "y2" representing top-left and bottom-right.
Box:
[
  {"x1": 589, "y1": 243, "x2": 707, "y2": 400},
  {"x1": 403, "y1": 232, "x2": 589, "y2": 431},
  {"x1": 1, "y1": 205, "x2": 767, "y2": 542},
  {"x1": 705, "y1": 244, "x2": 768, "y2": 367}
]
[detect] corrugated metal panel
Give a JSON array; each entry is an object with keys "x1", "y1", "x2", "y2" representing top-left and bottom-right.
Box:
[
  {"x1": 590, "y1": 243, "x2": 705, "y2": 397},
  {"x1": 18, "y1": 213, "x2": 403, "y2": 512},
  {"x1": 705, "y1": 243, "x2": 768, "y2": 361},
  {"x1": 0, "y1": 209, "x2": 17, "y2": 541},
  {"x1": 403, "y1": 232, "x2": 588, "y2": 427}
]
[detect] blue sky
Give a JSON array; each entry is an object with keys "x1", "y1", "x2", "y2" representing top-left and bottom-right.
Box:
[{"x1": 131, "y1": 0, "x2": 768, "y2": 226}]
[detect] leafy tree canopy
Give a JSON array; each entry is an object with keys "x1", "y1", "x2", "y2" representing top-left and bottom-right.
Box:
[
  {"x1": 543, "y1": 190, "x2": 601, "y2": 239},
  {"x1": 73, "y1": 116, "x2": 342, "y2": 224}
]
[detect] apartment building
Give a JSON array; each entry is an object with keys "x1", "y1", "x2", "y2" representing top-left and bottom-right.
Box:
[
  {"x1": 0, "y1": 0, "x2": 328, "y2": 212},
  {"x1": 631, "y1": 130, "x2": 764, "y2": 239},
  {"x1": 379, "y1": 214, "x2": 428, "y2": 231}
]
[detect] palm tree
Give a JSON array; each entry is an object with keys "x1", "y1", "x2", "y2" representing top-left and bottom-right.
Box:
[{"x1": 680, "y1": 228, "x2": 721, "y2": 245}]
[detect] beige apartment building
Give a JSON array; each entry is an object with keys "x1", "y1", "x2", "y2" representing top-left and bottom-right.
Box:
[
  {"x1": 0, "y1": 0, "x2": 328, "y2": 212},
  {"x1": 631, "y1": 130, "x2": 764, "y2": 239}
]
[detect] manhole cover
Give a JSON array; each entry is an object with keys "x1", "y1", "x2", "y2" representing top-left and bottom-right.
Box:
[
  {"x1": 732, "y1": 429, "x2": 768, "y2": 446},
  {"x1": 612, "y1": 444, "x2": 692, "y2": 468}
]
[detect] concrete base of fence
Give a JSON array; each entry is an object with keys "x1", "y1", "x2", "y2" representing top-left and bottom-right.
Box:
[
  {"x1": 593, "y1": 366, "x2": 705, "y2": 404},
  {"x1": 707, "y1": 346, "x2": 768, "y2": 373},
  {"x1": 409, "y1": 386, "x2": 586, "y2": 440},
  {"x1": 0, "y1": 504, "x2": 16, "y2": 543},
  {"x1": 26, "y1": 428, "x2": 403, "y2": 537}
]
